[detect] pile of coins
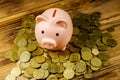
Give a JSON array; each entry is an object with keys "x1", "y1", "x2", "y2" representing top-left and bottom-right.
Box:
[{"x1": 5, "y1": 12, "x2": 117, "y2": 80}]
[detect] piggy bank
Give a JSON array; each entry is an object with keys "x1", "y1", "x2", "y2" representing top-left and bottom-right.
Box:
[{"x1": 35, "y1": 8, "x2": 73, "y2": 51}]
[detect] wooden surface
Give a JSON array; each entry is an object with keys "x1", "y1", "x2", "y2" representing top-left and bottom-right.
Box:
[{"x1": 0, "y1": 0, "x2": 120, "y2": 80}]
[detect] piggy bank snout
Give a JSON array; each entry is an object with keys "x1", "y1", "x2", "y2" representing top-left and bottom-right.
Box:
[{"x1": 41, "y1": 38, "x2": 57, "y2": 49}]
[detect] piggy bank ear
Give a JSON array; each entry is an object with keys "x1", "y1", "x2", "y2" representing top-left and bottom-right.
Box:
[
  {"x1": 35, "y1": 15, "x2": 46, "y2": 23},
  {"x1": 55, "y1": 20, "x2": 67, "y2": 29}
]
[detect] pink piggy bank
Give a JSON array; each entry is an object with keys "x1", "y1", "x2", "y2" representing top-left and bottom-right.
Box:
[{"x1": 35, "y1": 8, "x2": 73, "y2": 51}]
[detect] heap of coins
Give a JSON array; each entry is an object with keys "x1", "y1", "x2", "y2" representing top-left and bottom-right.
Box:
[{"x1": 5, "y1": 12, "x2": 117, "y2": 80}]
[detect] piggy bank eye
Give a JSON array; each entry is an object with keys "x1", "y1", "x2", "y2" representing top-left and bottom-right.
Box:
[
  {"x1": 41, "y1": 30, "x2": 44, "y2": 34},
  {"x1": 56, "y1": 33, "x2": 59, "y2": 36}
]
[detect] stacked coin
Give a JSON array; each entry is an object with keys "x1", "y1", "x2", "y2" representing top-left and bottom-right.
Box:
[{"x1": 5, "y1": 12, "x2": 117, "y2": 80}]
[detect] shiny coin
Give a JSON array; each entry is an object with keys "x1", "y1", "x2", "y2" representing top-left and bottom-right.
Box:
[
  {"x1": 17, "y1": 38, "x2": 27, "y2": 47},
  {"x1": 92, "y1": 47, "x2": 99, "y2": 55},
  {"x1": 33, "y1": 69, "x2": 44, "y2": 79},
  {"x1": 5, "y1": 74, "x2": 16, "y2": 80},
  {"x1": 47, "y1": 74, "x2": 58, "y2": 80},
  {"x1": 63, "y1": 61, "x2": 75, "y2": 69},
  {"x1": 20, "y1": 51, "x2": 31, "y2": 62},
  {"x1": 11, "y1": 67, "x2": 21, "y2": 76},
  {"x1": 25, "y1": 67, "x2": 36, "y2": 75},
  {"x1": 33, "y1": 47, "x2": 43, "y2": 56},
  {"x1": 90, "y1": 65, "x2": 100, "y2": 71},
  {"x1": 81, "y1": 47, "x2": 92, "y2": 60},
  {"x1": 63, "y1": 69, "x2": 75, "y2": 79},
  {"x1": 19, "y1": 62, "x2": 30, "y2": 70},
  {"x1": 49, "y1": 63, "x2": 59, "y2": 73},
  {"x1": 43, "y1": 70, "x2": 49, "y2": 79},
  {"x1": 41, "y1": 62, "x2": 49, "y2": 70},
  {"x1": 30, "y1": 58, "x2": 41, "y2": 68},
  {"x1": 91, "y1": 57, "x2": 102, "y2": 67},
  {"x1": 27, "y1": 42, "x2": 37, "y2": 52},
  {"x1": 69, "y1": 53, "x2": 80, "y2": 62},
  {"x1": 17, "y1": 75, "x2": 29, "y2": 80},
  {"x1": 75, "y1": 60, "x2": 86, "y2": 73},
  {"x1": 34, "y1": 56, "x2": 46, "y2": 63}
]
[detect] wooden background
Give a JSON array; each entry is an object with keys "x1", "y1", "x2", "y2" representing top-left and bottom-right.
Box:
[{"x1": 0, "y1": 0, "x2": 120, "y2": 80}]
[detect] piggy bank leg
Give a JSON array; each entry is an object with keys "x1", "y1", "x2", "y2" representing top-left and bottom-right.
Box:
[{"x1": 61, "y1": 46, "x2": 66, "y2": 51}]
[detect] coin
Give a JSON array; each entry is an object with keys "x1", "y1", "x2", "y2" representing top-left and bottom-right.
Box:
[
  {"x1": 20, "y1": 51, "x2": 31, "y2": 62},
  {"x1": 91, "y1": 57, "x2": 102, "y2": 67},
  {"x1": 25, "y1": 67, "x2": 36, "y2": 75},
  {"x1": 107, "y1": 38, "x2": 117, "y2": 47},
  {"x1": 11, "y1": 67, "x2": 21, "y2": 76},
  {"x1": 33, "y1": 69, "x2": 44, "y2": 79},
  {"x1": 81, "y1": 47, "x2": 93, "y2": 60},
  {"x1": 102, "y1": 60, "x2": 110, "y2": 67},
  {"x1": 85, "y1": 40, "x2": 96, "y2": 48},
  {"x1": 19, "y1": 62, "x2": 30, "y2": 70},
  {"x1": 30, "y1": 58, "x2": 41, "y2": 68},
  {"x1": 34, "y1": 56, "x2": 46, "y2": 63},
  {"x1": 92, "y1": 47, "x2": 99, "y2": 55},
  {"x1": 5, "y1": 74, "x2": 16, "y2": 80},
  {"x1": 73, "y1": 27, "x2": 80, "y2": 35},
  {"x1": 43, "y1": 70, "x2": 49, "y2": 79},
  {"x1": 33, "y1": 47, "x2": 43, "y2": 56},
  {"x1": 17, "y1": 75, "x2": 29, "y2": 80},
  {"x1": 84, "y1": 73, "x2": 93, "y2": 79},
  {"x1": 63, "y1": 61, "x2": 75, "y2": 69},
  {"x1": 75, "y1": 60, "x2": 86, "y2": 73},
  {"x1": 46, "y1": 75, "x2": 58, "y2": 80},
  {"x1": 69, "y1": 53, "x2": 80, "y2": 62},
  {"x1": 98, "y1": 52, "x2": 109, "y2": 61},
  {"x1": 48, "y1": 63, "x2": 59, "y2": 73},
  {"x1": 17, "y1": 38, "x2": 27, "y2": 47},
  {"x1": 27, "y1": 42, "x2": 37, "y2": 52},
  {"x1": 41, "y1": 62, "x2": 49, "y2": 70},
  {"x1": 63, "y1": 69, "x2": 75, "y2": 79}
]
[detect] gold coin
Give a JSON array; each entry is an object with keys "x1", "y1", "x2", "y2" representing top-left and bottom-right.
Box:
[
  {"x1": 84, "y1": 73, "x2": 93, "y2": 79},
  {"x1": 5, "y1": 74, "x2": 16, "y2": 80},
  {"x1": 69, "y1": 53, "x2": 80, "y2": 62},
  {"x1": 17, "y1": 38, "x2": 27, "y2": 47},
  {"x1": 30, "y1": 58, "x2": 41, "y2": 68},
  {"x1": 43, "y1": 70, "x2": 49, "y2": 79},
  {"x1": 33, "y1": 47, "x2": 43, "y2": 56},
  {"x1": 81, "y1": 47, "x2": 92, "y2": 60},
  {"x1": 11, "y1": 67, "x2": 21, "y2": 77},
  {"x1": 48, "y1": 51, "x2": 59, "y2": 59},
  {"x1": 63, "y1": 69, "x2": 75, "y2": 79},
  {"x1": 27, "y1": 42, "x2": 37, "y2": 52},
  {"x1": 41, "y1": 62, "x2": 49, "y2": 70},
  {"x1": 75, "y1": 60, "x2": 86, "y2": 73},
  {"x1": 63, "y1": 61, "x2": 75, "y2": 70},
  {"x1": 20, "y1": 51, "x2": 31, "y2": 62},
  {"x1": 52, "y1": 58, "x2": 59, "y2": 63},
  {"x1": 46, "y1": 74, "x2": 57, "y2": 80},
  {"x1": 92, "y1": 47, "x2": 99, "y2": 55},
  {"x1": 33, "y1": 69, "x2": 44, "y2": 79},
  {"x1": 98, "y1": 52, "x2": 109, "y2": 60},
  {"x1": 91, "y1": 57, "x2": 102, "y2": 67},
  {"x1": 34, "y1": 56, "x2": 46, "y2": 64},
  {"x1": 25, "y1": 67, "x2": 36, "y2": 75},
  {"x1": 19, "y1": 62, "x2": 30, "y2": 70}
]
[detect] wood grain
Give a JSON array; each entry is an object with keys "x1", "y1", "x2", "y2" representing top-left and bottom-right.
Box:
[{"x1": 0, "y1": 0, "x2": 120, "y2": 80}]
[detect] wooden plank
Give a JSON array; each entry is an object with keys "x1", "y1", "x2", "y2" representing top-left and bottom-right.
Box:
[
  {"x1": 0, "y1": 0, "x2": 59, "y2": 18},
  {"x1": 0, "y1": 0, "x2": 120, "y2": 80}
]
